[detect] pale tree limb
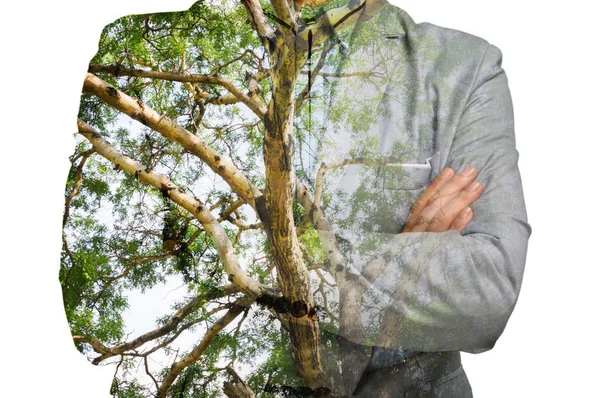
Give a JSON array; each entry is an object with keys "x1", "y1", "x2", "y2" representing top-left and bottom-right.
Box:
[
  {"x1": 88, "y1": 65, "x2": 267, "y2": 118},
  {"x1": 270, "y1": 0, "x2": 297, "y2": 32},
  {"x1": 298, "y1": 171, "x2": 437, "y2": 386},
  {"x1": 157, "y1": 295, "x2": 255, "y2": 398},
  {"x1": 306, "y1": 0, "x2": 389, "y2": 48},
  {"x1": 240, "y1": 0, "x2": 276, "y2": 45},
  {"x1": 140, "y1": 305, "x2": 232, "y2": 358},
  {"x1": 72, "y1": 335, "x2": 111, "y2": 356},
  {"x1": 73, "y1": 284, "x2": 240, "y2": 364},
  {"x1": 223, "y1": 366, "x2": 255, "y2": 398},
  {"x1": 82, "y1": 74, "x2": 263, "y2": 211},
  {"x1": 181, "y1": 53, "x2": 267, "y2": 106},
  {"x1": 218, "y1": 197, "x2": 245, "y2": 221},
  {"x1": 249, "y1": 69, "x2": 270, "y2": 84},
  {"x1": 297, "y1": 174, "x2": 407, "y2": 292},
  {"x1": 185, "y1": 82, "x2": 242, "y2": 106},
  {"x1": 314, "y1": 268, "x2": 335, "y2": 287},
  {"x1": 77, "y1": 119, "x2": 262, "y2": 298}
]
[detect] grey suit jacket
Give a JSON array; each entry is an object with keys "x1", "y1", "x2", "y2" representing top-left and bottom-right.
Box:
[{"x1": 304, "y1": 0, "x2": 532, "y2": 389}]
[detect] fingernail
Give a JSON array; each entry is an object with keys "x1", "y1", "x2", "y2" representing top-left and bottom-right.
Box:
[
  {"x1": 441, "y1": 168, "x2": 454, "y2": 179},
  {"x1": 462, "y1": 207, "x2": 472, "y2": 216},
  {"x1": 460, "y1": 166, "x2": 476, "y2": 177},
  {"x1": 467, "y1": 181, "x2": 481, "y2": 191}
]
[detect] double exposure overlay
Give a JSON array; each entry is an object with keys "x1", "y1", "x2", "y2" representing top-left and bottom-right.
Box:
[{"x1": 61, "y1": 0, "x2": 531, "y2": 396}]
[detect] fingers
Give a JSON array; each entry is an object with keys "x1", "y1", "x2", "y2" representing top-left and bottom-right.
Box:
[
  {"x1": 404, "y1": 166, "x2": 483, "y2": 233},
  {"x1": 426, "y1": 166, "x2": 478, "y2": 209},
  {"x1": 448, "y1": 207, "x2": 474, "y2": 233},
  {"x1": 404, "y1": 167, "x2": 454, "y2": 232},
  {"x1": 415, "y1": 179, "x2": 483, "y2": 232}
]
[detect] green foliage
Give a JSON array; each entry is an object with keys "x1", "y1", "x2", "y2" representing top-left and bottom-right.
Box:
[
  {"x1": 246, "y1": 329, "x2": 304, "y2": 395},
  {"x1": 63, "y1": 0, "x2": 406, "y2": 395},
  {"x1": 298, "y1": 224, "x2": 325, "y2": 263}
]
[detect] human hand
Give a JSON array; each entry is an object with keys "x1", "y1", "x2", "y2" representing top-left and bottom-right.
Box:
[{"x1": 402, "y1": 166, "x2": 484, "y2": 233}]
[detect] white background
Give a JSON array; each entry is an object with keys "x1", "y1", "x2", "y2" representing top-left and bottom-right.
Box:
[{"x1": 0, "y1": 0, "x2": 597, "y2": 396}]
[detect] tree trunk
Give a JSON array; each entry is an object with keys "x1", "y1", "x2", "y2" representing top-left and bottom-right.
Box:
[{"x1": 259, "y1": 31, "x2": 327, "y2": 388}]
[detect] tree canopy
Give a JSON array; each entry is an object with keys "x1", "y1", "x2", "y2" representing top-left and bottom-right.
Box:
[{"x1": 62, "y1": 0, "x2": 412, "y2": 396}]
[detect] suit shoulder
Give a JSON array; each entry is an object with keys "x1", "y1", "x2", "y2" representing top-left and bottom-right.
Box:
[
  {"x1": 379, "y1": 5, "x2": 492, "y2": 65},
  {"x1": 415, "y1": 21, "x2": 491, "y2": 59}
]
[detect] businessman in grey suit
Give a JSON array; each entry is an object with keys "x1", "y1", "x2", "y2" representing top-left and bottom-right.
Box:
[{"x1": 304, "y1": 0, "x2": 532, "y2": 396}]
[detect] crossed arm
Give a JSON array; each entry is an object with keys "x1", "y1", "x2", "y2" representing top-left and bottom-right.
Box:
[{"x1": 372, "y1": 43, "x2": 531, "y2": 354}]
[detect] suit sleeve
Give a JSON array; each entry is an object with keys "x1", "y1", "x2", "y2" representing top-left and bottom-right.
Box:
[{"x1": 373, "y1": 43, "x2": 532, "y2": 354}]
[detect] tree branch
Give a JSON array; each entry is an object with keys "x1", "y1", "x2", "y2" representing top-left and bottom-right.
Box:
[
  {"x1": 101, "y1": 254, "x2": 168, "y2": 283},
  {"x1": 295, "y1": 177, "x2": 368, "y2": 345},
  {"x1": 184, "y1": 82, "x2": 242, "y2": 106},
  {"x1": 223, "y1": 366, "x2": 256, "y2": 398},
  {"x1": 157, "y1": 295, "x2": 255, "y2": 398},
  {"x1": 144, "y1": 355, "x2": 160, "y2": 393},
  {"x1": 74, "y1": 284, "x2": 239, "y2": 364},
  {"x1": 294, "y1": 38, "x2": 335, "y2": 112},
  {"x1": 88, "y1": 65, "x2": 267, "y2": 119},
  {"x1": 270, "y1": 0, "x2": 297, "y2": 32},
  {"x1": 299, "y1": 69, "x2": 385, "y2": 78},
  {"x1": 313, "y1": 155, "x2": 410, "y2": 208},
  {"x1": 73, "y1": 335, "x2": 111, "y2": 356},
  {"x1": 78, "y1": 119, "x2": 263, "y2": 298},
  {"x1": 304, "y1": 0, "x2": 388, "y2": 48},
  {"x1": 82, "y1": 73, "x2": 263, "y2": 211},
  {"x1": 63, "y1": 148, "x2": 95, "y2": 227},
  {"x1": 240, "y1": 0, "x2": 276, "y2": 44}
]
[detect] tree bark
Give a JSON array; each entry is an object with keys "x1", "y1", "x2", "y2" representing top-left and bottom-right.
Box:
[
  {"x1": 259, "y1": 25, "x2": 327, "y2": 387},
  {"x1": 223, "y1": 366, "x2": 256, "y2": 398}
]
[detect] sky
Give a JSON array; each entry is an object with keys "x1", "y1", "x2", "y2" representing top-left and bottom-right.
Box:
[{"x1": 1, "y1": 0, "x2": 599, "y2": 397}]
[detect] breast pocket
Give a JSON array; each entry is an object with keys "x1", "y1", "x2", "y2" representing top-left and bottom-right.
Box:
[
  {"x1": 374, "y1": 151, "x2": 440, "y2": 191},
  {"x1": 327, "y1": 152, "x2": 440, "y2": 236},
  {"x1": 368, "y1": 152, "x2": 440, "y2": 234}
]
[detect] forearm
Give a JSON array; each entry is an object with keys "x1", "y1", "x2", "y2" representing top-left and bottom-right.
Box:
[
  {"x1": 370, "y1": 43, "x2": 531, "y2": 353},
  {"x1": 370, "y1": 217, "x2": 529, "y2": 353}
]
